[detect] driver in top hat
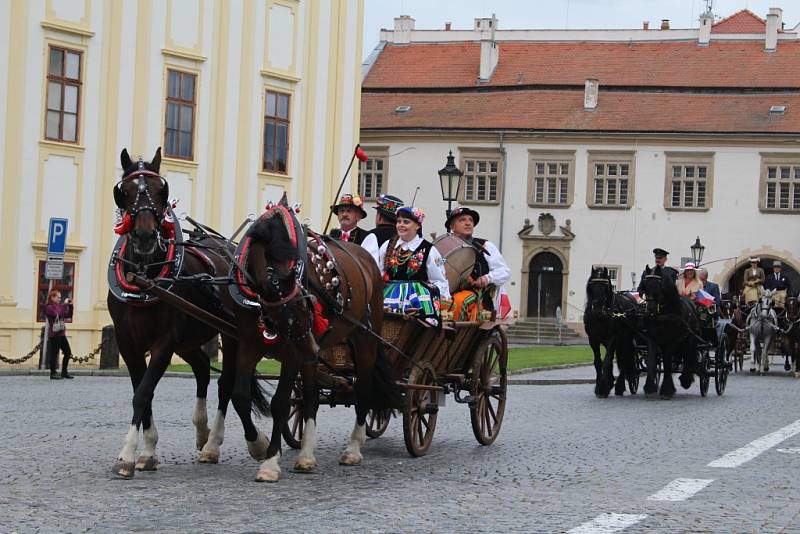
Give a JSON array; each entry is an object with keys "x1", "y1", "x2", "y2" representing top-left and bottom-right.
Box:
[
  {"x1": 764, "y1": 260, "x2": 791, "y2": 311},
  {"x1": 445, "y1": 206, "x2": 510, "y2": 320},
  {"x1": 361, "y1": 194, "x2": 404, "y2": 266},
  {"x1": 329, "y1": 193, "x2": 369, "y2": 245},
  {"x1": 637, "y1": 248, "x2": 678, "y2": 297}
]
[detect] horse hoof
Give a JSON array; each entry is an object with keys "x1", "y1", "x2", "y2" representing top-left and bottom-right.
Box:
[
  {"x1": 135, "y1": 456, "x2": 159, "y2": 472},
  {"x1": 247, "y1": 433, "x2": 270, "y2": 461},
  {"x1": 112, "y1": 460, "x2": 135, "y2": 479},
  {"x1": 196, "y1": 428, "x2": 210, "y2": 451},
  {"x1": 794, "y1": 372, "x2": 800, "y2": 379},
  {"x1": 339, "y1": 452, "x2": 362, "y2": 466},
  {"x1": 749, "y1": 368, "x2": 756, "y2": 374},
  {"x1": 785, "y1": 363, "x2": 792, "y2": 371},
  {"x1": 255, "y1": 467, "x2": 281, "y2": 483},
  {"x1": 293, "y1": 457, "x2": 318, "y2": 473},
  {"x1": 198, "y1": 451, "x2": 219, "y2": 464}
]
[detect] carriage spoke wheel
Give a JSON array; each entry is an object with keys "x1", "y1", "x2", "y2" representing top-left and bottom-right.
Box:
[
  {"x1": 402, "y1": 362, "x2": 438, "y2": 457},
  {"x1": 366, "y1": 408, "x2": 391, "y2": 439},
  {"x1": 715, "y1": 339, "x2": 730, "y2": 396},
  {"x1": 469, "y1": 333, "x2": 508, "y2": 446},
  {"x1": 698, "y1": 350, "x2": 710, "y2": 397},
  {"x1": 281, "y1": 379, "x2": 304, "y2": 450}
]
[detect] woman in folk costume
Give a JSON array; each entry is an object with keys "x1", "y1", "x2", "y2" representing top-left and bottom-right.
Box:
[
  {"x1": 743, "y1": 257, "x2": 765, "y2": 306},
  {"x1": 377, "y1": 206, "x2": 450, "y2": 324},
  {"x1": 676, "y1": 262, "x2": 703, "y2": 301}
]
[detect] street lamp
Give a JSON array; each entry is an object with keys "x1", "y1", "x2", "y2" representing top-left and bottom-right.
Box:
[
  {"x1": 690, "y1": 236, "x2": 705, "y2": 265},
  {"x1": 438, "y1": 150, "x2": 463, "y2": 218}
]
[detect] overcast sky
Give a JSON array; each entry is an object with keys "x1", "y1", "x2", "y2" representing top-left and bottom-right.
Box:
[{"x1": 363, "y1": 0, "x2": 800, "y2": 59}]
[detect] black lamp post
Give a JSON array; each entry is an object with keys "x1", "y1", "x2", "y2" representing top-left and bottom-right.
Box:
[
  {"x1": 438, "y1": 150, "x2": 463, "y2": 218},
  {"x1": 690, "y1": 236, "x2": 705, "y2": 265}
]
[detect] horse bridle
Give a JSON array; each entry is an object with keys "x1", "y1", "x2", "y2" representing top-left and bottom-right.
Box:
[
  {"x1": 114, "y1": 160, "x2": 169, "y2": 224},
  {"x1": 588, "y1": 277, "x2": 613, "y2": 313}
]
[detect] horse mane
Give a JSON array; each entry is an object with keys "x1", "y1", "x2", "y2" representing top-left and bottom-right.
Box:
[{"x1": 248, "y1": 212, "x2": 297, "y2": 264}]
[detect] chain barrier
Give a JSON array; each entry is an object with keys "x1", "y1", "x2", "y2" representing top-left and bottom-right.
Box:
[
  {"x1": 0, "y1": 338, "x2": 107, "y2": 365},
  {"x1": 0, "y1": 342, "x2": 42, "y2": 365}
]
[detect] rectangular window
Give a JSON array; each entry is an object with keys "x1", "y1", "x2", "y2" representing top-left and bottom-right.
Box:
[
  {"x1": 164, "y1": 70, "x2": 197, "y2": 159},
  {"x1": 587, "y1": 153, "x2": 635, "y2": 209},
  {"x1": 357, "y1": 152, "x2": 387, "y2": 200},
  {"x1": 594, "y1": 265, "x2": 621, "y2": 290},
  {"x1": 761, "y1": 161, "x2": 800, "y2": 212},
  {"x1": 664, "y1": 153, "x2": 714, "y2": 211},
  {"x1": 263, "y1": 90, "x2": 290, "y2": 174},
  {"x1": 45, "y1": 46, "x2": 82, "y2": 143},
  {"x1": 460, "y1": 155, "x2": 501, "y2": 204},
  {"x1": 528, "y1": 151, "x2": 574, "y2": 207},
  {"x1": 36, "y1": 260, "x2": 75, "y2": 322}
]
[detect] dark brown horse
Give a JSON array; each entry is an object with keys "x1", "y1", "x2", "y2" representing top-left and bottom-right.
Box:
[
  {"x1": 108, "y1": 147, "x2": 269, "y2": 478},
  {"x1": 222, "y1": 197, "x2": 394, "y2": 482},
  {"x1": 783, "y1": 296, "x2": 800, "y2": 378}
]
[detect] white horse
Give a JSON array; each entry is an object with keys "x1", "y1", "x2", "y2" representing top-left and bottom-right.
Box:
[{"x1": 748, "y1": 289, "x2": 779, "y2": 375}]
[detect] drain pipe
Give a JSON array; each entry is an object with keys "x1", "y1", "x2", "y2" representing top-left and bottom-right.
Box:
[{"x1": 498, "y1": 131, "x2": 507, "y2": 252}]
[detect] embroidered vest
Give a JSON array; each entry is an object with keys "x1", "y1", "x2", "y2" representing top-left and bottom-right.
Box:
[
  {"x1": 370, "y1": 225, "x2": 397, "y2": 247},
  {"x1": 384, "y1": 237, "x2": 432, "y2": 282},
  {"x1": 470, "y1": 237, "x2": 491, "y2": 280}
]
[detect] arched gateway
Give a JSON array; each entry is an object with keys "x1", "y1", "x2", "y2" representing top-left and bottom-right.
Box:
[
  {"x1": 724, "y1": 257, "x2": 800, "y2": 296},
  {"x1": 526, "y1": 252, "x2": 563, "y2": 317}
]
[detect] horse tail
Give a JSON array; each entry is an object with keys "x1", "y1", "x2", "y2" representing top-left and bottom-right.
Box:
[{"x1": 250, "y1": 375, "x2": 272, "y2": 418}]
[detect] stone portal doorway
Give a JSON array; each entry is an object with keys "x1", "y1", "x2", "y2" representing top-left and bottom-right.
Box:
[{"x1": 526, "y1": 252, "x2": 563, "y2": 317}]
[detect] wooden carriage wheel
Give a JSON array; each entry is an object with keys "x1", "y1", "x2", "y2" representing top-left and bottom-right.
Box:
[
  {"x1": 698, "y1": 349, "x2": 710, "y2": 397},
  {"x1": 402, "y1": 362, "x2": 439, "y2": 457},
  {"x1": 715, "y1": 337, "x2": 730, "y2": 396},
  {"x1": 469, "y1": 332, "x2": 508, "y2": 446},
  {"x1": 365, "y1": 409, "x2": 391, "y2": 439},
  {"x1": 282, "y1": 379, "x2": 304, "y2": 450}
]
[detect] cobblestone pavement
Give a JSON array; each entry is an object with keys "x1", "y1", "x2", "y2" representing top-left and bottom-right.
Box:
[{"x1": 2, "y1": 372, "x2": 800, "y2": 533}]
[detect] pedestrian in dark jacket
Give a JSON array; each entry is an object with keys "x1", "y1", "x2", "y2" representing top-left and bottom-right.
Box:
[{"x1": 44, "y1": 289, "x2": 74, "y2": 379}]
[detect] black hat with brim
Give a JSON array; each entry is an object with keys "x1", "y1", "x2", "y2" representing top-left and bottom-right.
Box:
[
  {"x1": 330, "y1": 194, "x2": 367, "y2": 219},
  {"x1": 373, "y1": 194, "x2": 403, "y2": 221},
  {"x1": 653, "y1": 248, "x2": 669, "y2": 257},
  {"x1": 445, "y1": 206, "x2": 480, "y2": 231}
]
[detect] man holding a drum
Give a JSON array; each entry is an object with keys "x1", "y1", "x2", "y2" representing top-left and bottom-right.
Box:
[{"x1": 443, "y1": 206, "x2": 510, "y2": 321}]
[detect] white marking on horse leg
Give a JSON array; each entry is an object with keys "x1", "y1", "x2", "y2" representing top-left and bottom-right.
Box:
[
  {"x1": 294, "y1": 419, "x2": 318, "y2": 472},
  {"x1": 255, "y1": 452, "x2": 282, "y2": 482},
  {"x1": 136, "y1": 417, "x2": 160, "y2": 471},
  {"x1": 192, "y1": 398, "x2": 210, "y2": 450},
  {"x1": 199, "y1": 409, "x2": 225, "y2": 463},
  {"x1": 246, "y1": 430, "x2": 269, "y2": 461},
  {"x1": 118, "y1": 425, "x2": 139, "y2": 463},
  {"x1": 339, "y1": 421, "x2": 366, "y2": 466}
]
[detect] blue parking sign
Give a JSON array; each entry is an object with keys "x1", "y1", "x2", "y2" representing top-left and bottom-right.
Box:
[{"x1": 47, "y1": 218, "x2": 68, "y2": 255}]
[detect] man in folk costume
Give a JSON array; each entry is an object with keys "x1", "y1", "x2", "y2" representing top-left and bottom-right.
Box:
[
  {"x1": 743, "y1": 257, "x2": 765, "y2": 306},
  {"x1": 361, "y1": 194, "x2": 404, "y2": 266},
  {"x1": 445, "y1": 206, "x2": 510, "y2": 321},
  {"x1": 637, "y1": 248, "x2": 678, "y2": 297},
  {"x1": 764, "y1": 260, "x2": 792, "y2": 311},
  {"x1": 329, "y1": 193, "x2": 369, "y2": 245}
]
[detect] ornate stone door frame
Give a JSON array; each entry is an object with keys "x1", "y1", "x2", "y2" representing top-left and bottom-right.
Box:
[{"x1": 517, "y1": 215, "x2": 575, "y2": 318}]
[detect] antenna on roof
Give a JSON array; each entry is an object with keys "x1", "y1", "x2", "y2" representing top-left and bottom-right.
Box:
[{"x1": 704, "y1": 0, "x2": 713, "y2": 15}]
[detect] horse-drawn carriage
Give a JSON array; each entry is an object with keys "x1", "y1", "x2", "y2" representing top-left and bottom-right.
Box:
[{"x1": 107, "y1": 148, "x2": 508, "y2": 482}]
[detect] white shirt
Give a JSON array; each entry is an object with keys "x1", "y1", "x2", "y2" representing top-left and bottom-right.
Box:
[
  {"x1": 361, "y1": 232, "x2": 380, "y2": 267},
  {"x1": 472, "y1": 238, "x2": 511, "y2": 309},
  {"x1": 377, "y1": 234, "x2": 451, "y2": 300}
]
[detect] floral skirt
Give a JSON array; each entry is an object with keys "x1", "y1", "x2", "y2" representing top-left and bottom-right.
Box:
[{"x1": 383, "y1": 281, "x2": 440, "y2": 326}]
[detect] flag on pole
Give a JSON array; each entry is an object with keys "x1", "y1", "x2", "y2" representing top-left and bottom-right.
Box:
[{"x1": 696, "y1": 289, "x2": 715, "y2": 308}]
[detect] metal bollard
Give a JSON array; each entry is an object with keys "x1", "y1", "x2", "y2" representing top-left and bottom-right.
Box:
[
  {"x1": 202, "y1": 335, "x2": 219, "y2": 362},
  {"x1": 99, "y1": 325, "x2": 119, "y2": 369},
  {"x1": 38, "y1": 326, "x2": 46, "y2": 370}
]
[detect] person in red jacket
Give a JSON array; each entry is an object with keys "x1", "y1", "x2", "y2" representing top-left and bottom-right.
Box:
[{"x1": 44, "y1": 289, "x2": 74, "y2": 379}]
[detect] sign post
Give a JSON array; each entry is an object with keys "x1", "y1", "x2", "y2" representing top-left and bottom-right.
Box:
[{"x1": 41, "y1": 218, "x2": 69, "y2": 370}]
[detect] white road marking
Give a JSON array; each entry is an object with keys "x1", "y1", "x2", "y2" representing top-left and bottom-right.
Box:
[
  {"x1": 646, "y1": 478, "x2": 713, "y2": 502},
  {"x1": 567, "y1": 513, "x2": 648, "y2": 534},
  {"x1": 708, "y1": 419, "x2": 800, "y2": 468},
  {"x1": 776, "y1": 447, "x2": 800, "y2": 454}
]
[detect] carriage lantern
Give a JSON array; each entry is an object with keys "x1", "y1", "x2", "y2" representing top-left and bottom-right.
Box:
[
  {"x1": 690, "y1": 236, "x2": 705, "y2": 265},
  {"x1": 438, "y1": 150, "x2": 464, "y2": 218}
]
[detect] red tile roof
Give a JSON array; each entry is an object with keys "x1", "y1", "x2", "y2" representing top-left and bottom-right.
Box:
[
  {"x1": 712, "y1": 9, "x2": 766, "y2": 34},
  {"x1": 361, "y1": 91, "x2": 800, "y2": 134},
  {"x1": 363, "y1": 41, "x2": 800, "y2": 89}
]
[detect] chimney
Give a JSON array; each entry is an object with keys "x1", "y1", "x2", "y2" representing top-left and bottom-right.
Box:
[
  {"x1": 445, "y1": 22, "x2": 451, "y2": 31},
  {"x1": 393, "y1": 15, "x2": 415, "y2": 44},
  {"x1": 584, "y1": 78, "x2": 599, "y2": 111},
  {"x1": 643, "y1": 21, "x2": 649, "y2": 30},
  {"x1": 765, "y1": 7, "x2": 782, "y2": 52},
  {"x1": 698, "y1": 11, "x2": 713, "y2": 46},
  {"x1": 660, "y1": 19, "x2": 670, "y2": 30},
  {"x1": 477, "y1": 14, "x2": 499, "y2": 82}
]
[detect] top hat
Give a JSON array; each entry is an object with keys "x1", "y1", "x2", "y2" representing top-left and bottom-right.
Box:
[
  {"x1": 773, "y1": 260, "x2": 783, "y2": 268},
  {"x1": 373, "y1": 194, "x2": 404, "y2": 221},
  {"x1": 330, "y1": 194, "x2": 367, "y2": 219},
  {"x1": 653, "y1": 248, "x2": 669, "y2": 257},
  {"x1": 445, "y1": 206, "x2": 480, "y2": 231}
]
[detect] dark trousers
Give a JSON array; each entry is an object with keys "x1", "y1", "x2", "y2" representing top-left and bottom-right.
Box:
[{"x1": 47, "y1": 336, "x2": 72, "y2": 376}]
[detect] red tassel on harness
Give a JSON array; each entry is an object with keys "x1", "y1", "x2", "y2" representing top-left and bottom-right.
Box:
[
  {"x1": 114, "y1": 212, "x2": 132, "y2": 235},
  {"x1": 312, "y1": 300, "x2": 329, "y2": 336},
  {"x1": 161, "y1": 209, "x2": 176, "y2": 239}
]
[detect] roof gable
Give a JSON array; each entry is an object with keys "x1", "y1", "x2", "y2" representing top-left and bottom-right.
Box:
[{"x1": 712, "y1": 9, "x2": 766, "y2": 34}]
